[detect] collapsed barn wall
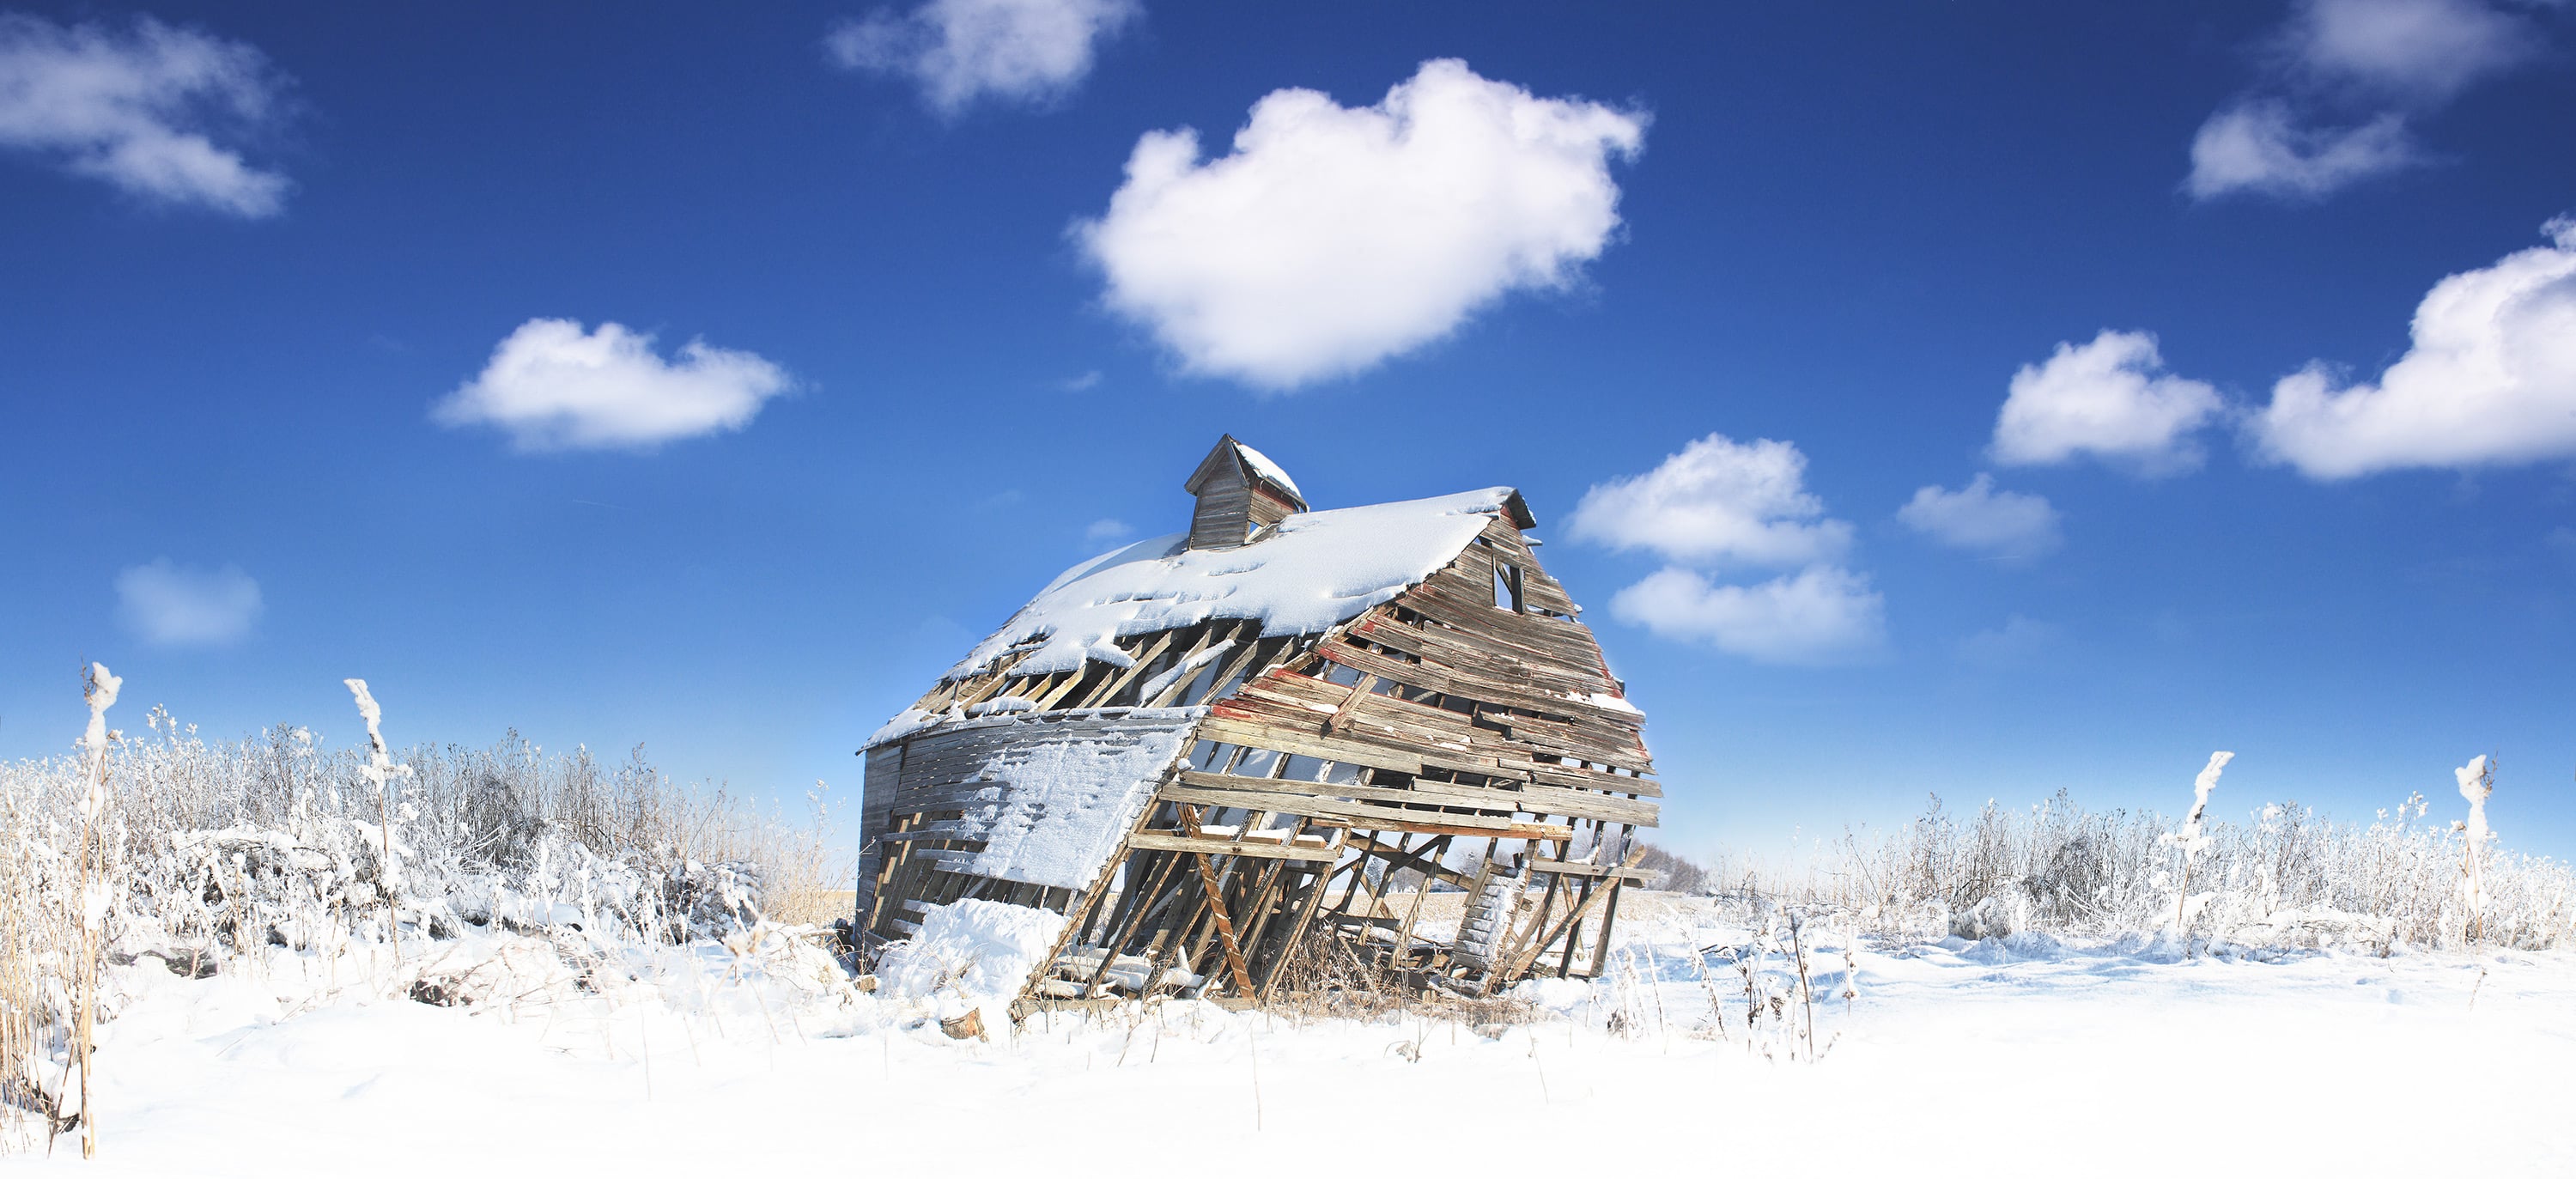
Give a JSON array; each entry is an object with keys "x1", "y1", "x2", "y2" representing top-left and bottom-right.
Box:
[{"x1": 859, "y1": 708, "x2": 1200, "y2": 939}]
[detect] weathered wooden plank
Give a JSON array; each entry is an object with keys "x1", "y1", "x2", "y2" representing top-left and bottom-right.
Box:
[
  {"x1": 1526, "y1": 858, "x2": 1657, "y2": 882},
  {"x1": 1424, "y1": 568, "x2": 1603, "y2": 656},
  {"x1": 1176, "y1": 764, "x2": 1655, "y2": 826},
  {"x1": 1302, "y1": 815, "x2": 1572, "y2": 841},
  {"x1": 1076, "y1": 629, "x2": 1176, "y2": 708},
  {"x1": 1403, "y1": 580, "x2": 1620, "y2": 683},
  {"x1": 1158, "y1": 782, "x2": 1524, "y2": 832},
  {"x1": 1352, "y1": 614, "x2": 1616, "y2": 704},
  {"x1": 1189, "y1": 624, "x2": 1278, "y2": 706},
  {"x1": 1491, "y1": 848, "x2": 1645, "y2": 984},
  {"x1": 1316, "y1": 633, "x2": 1646, "y2": 743},
  {"x1": 1477, "y1": 519, "x2": 1584, "y2": 618},
  {"x1": 1175, "y1": 769, "x2": 1525, "y2": 812},
  {"x1": 1176, "y1": 806, "x2": 1258, "y2": 996},
  {"x1": 1295, "y1": 686, "x2": 1656, "y2": 796},
  {"x1": 1194, "y1": 714, "x2": 1511, "y2": 781},
  {"x1": 1123, "y1": 831, "x2": 1342, "y2": 862},
  {"x1": 1506, "y1": 758, "x2": 1662, "y2": 799},
  {"x1": 1343, "y1": 832, "x2": 1475, "y2": 891}
]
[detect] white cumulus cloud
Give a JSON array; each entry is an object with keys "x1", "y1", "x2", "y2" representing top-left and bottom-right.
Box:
[
  {"x1": 0, "y1": 14, "x2": 291, "y2": 216},
  {"x1": 434, "y1": 319, "x2": 794, "y2": 453},
  {"x1": 2253, "y1": 218, "x2": 2576, "y2": 479},
  {"x1": 116, "y1": 559, "x2": 261, "y2": 647},
  {"x1": 1577, "y1": 434, "x2": 1885, "y2": 665},
  {"x1": 1898, "y1": 474, "x2": 2063, "y2": 561},
  {"x1": 1075, "y1": 58, "x2": 1647, "y2": 390},
  {"x1": 1609, "y1": 566, "x2": 1886, "y2": 667},
  {"x1": 2185, "y1": 0, "x2": 2543, "y2": 202},
  {"x1": 1992, "y1": 330, "x2": 2224, "y2": 475},
  {"x1": 827, "y1": 0, "x2": 1138, "y2": 115},
  {"x1": 1567, "y1": 435, "x2": 1850, "y2": 568}
]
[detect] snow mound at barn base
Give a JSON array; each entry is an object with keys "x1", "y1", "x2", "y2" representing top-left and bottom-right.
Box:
[{"x1": 872, "y1": 898, "x2": 1067, "y2": 1033}]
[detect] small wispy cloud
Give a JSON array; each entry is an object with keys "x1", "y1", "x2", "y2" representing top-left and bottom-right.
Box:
[
  {"x1": 0, "y1": 13, "x2": 294, "y2": 216},
  {"x1": 1899, "y1": 474, "x2": 2063, "y2": 562},
  {"x1": 1084, "y1": 518, "x2": 1132, "y2": 542},
  {"x1": 2184, "y1": 0, "x2": 2546, "y2": 202},
  {"x1": 1957, "y1": 615, "x2": 2064, "y2": 669},
  {"x1": 1608, "y1": 565, "x2": 1886, "y2": 667},
  {"x1": 116, "y1": 558, "x2": 261, "y2": 647},
  {"x1": 826, "y1": 0, "x2": 1139, "y2": 116},
  {"x1": 1060, "y1": 370, "x2": 1103, "y2": 391},
  {"x1": 433, "y1": 319, "x2": 794, "y2": 453},
  {"x1": 2185, "y1": 104, "x2": 2417, "y2": 202}
]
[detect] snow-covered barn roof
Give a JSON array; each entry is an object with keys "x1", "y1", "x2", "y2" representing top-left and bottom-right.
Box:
[{"x1": 945, "y1": 486, "x2": 1534, "y2": 683}]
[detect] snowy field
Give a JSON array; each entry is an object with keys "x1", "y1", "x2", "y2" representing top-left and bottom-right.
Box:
[{"x1": 8, "y1": 898, "x2": 2569, "y2": 1178}]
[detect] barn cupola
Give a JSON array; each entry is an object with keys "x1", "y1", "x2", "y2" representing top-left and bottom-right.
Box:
[{"x1": 1183, "y1": 435, "x2": 1307, "y2": 550}]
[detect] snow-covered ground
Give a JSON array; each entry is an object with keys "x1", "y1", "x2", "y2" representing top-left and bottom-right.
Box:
[{"x1": 10, "y1": 899, "x2": 2571, "y2": 1177}]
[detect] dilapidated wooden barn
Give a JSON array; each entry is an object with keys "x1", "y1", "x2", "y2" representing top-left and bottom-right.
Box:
[{"x1": 856, "y1": 436, "x2": 1659, "y2": 1011}]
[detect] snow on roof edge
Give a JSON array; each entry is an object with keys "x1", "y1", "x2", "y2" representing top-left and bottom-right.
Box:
[
  {"x1": 865, "y1": 705, "x2": 1206, "y2": 753},
  {"x1": 933, "y1": 486, "x2": 1521, "y2": 687},
  {"x1": 1230, "y1": 439, "x2": 1303, "y2": 503}
]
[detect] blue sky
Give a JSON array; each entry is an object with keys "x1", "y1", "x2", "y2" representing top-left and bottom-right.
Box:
[{"x1": 3, "y1": 1, "x2": 2573, "y2": 860}]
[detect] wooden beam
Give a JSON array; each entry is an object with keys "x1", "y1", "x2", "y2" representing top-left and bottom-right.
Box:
[
  {"x1": 1303, "y1": 816, "x2": 1573, "y2": 842},
  {"x1": 1158, "y1": 782, "x2": 1524, "y2": 833},
  {"x1": 1075, "y1": 629, "x2": 1176, "y2": 709},
  {"x1": 1123, "y1": 831, "x2": 1342, "y2": 863},
  {"x1": 1492, "y1": 848, "x2": 1645, "y2": 985},
  {"x1": 1343, "y1": 832, "x2": 1474, "y2": 891},
  {"x1": 1321, "y1": 673, "x2": 1378, "y2": 735},
  {"x1": 1526, "y1": 858, "x2": 1657, "y2": 881},
  {"x1": 1177, "y1": 805, "x2": 1258, "y2": 997},
  {"x1": 1384, "y1": 833, "x2": 1449, "y2": 972}
]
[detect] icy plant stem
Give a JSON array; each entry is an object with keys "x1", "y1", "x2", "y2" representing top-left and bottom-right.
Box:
[
  {"x1": 2456, "y1": 756, "x2": 2494, "y2": 947},
  {"x1": 1691, "y1": 935, "x2": 1728, "y2": 1042},
  {"x1": 343, "y1": 680, "x2": 402, "y2": 966},
  {"x1": 1789, "y1": 913, "x2": 1815, "y2": 1063},
  {"x1": 1839, "y1": 918, "x2": 1860, "y2": 1017},
  {"x1": 66, "y1": 663, "x2": 119, "y2": 1160},
  {"x1": 2168, "y1": 751, "x2": 2235, "y2": 945}
]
